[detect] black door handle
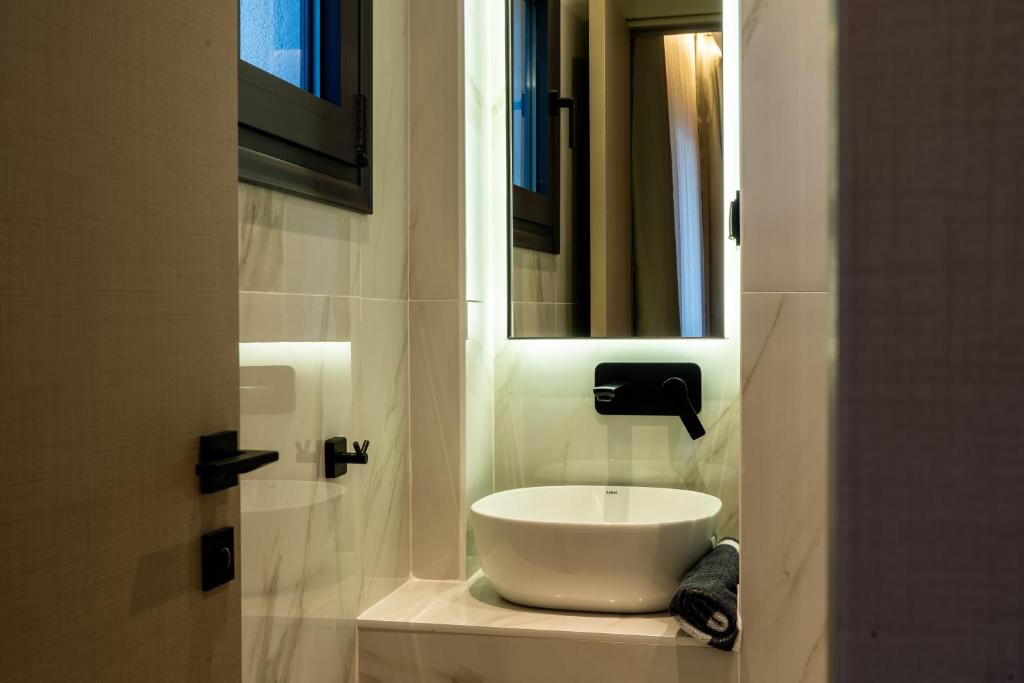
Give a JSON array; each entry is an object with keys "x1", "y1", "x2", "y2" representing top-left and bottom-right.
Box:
[{"x1": 196, "y1": 431, "x2": 278, "y2": 493}]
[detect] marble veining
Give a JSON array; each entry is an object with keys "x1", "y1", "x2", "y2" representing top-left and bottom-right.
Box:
[
  {"x1": 464, "y1": 300, "x2": 495, "y2": 574},
  {"x1": 739, "y1": 292, "x2": 829, "y2": 683},
  {"x1": 409, "y1": 298, "x2": 464, "y2": 580},
  {"x1": 736, "y1": 0, "x2": 832, "y2": 678},
  {"x1": 409, "y1": 0, "x2": 463, "y2": 301},
  {"x1": 463, "y1": 0, "x2": 505, "y2": 576},
  {"x1": 740, "y1": 0, "x2": 830, "y2": 293},
  {"x1": 239, "y1": 292, "x2": 354, "y2": 343},
  {"x1": 239, "y1": 300, "x2": 410, "y2": 683}
]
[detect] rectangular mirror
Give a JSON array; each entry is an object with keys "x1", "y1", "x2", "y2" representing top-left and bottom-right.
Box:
[{"x1": 509, "y1": 0, "x2": 727, "y2": 338}]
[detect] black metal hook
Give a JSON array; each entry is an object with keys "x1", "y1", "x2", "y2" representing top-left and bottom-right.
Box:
[{"x1": 325, "y1": 436, "x2": 370, "y2": 478}]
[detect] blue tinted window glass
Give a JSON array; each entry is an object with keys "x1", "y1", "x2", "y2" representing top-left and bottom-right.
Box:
[
  {"x1": 512, "y1": 0, "x2": 539, "y2": 192},
  {"x1": 240, "y1": 0, "x2": 310, "y2": 91},
  {"x1": 512, "y1": 0, "x2": 550, "y2": 195}
]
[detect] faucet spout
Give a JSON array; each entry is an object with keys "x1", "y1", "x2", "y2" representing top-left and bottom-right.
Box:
[
  {"x1": 593, "y1": 381, "x2": 629, "y2": 403},
  {"x1": 661, "y1": 377, "x2": 706, "y2": 440}
]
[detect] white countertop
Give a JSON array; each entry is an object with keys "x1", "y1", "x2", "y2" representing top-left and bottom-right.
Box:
[{"x1": 357, "y1": 571, "x2": 702, "y2": 646}]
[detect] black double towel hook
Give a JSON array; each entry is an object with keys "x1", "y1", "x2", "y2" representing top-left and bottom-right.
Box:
[{"x1": 325, "y1": 436, "x2": 370, "y2": 478}]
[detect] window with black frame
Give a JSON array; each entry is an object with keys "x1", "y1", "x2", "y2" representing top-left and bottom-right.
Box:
[
  {"x1": 511, "y1": 0, "x2": 561, "y2": 253},
  {"x1": 239, "y1": 0, "x2": 372, "y2": 212}
]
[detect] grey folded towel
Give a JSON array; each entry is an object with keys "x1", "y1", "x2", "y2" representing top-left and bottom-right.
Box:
[{"x1": 670, "y1": 537, "x2": 740, "y2": 651}]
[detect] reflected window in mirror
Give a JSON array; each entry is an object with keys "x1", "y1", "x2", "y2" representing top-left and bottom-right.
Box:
[
  {"x1": 508, "y1": 0, "x2": 727, "y2": 339},
  {"x1": 512, "y1": 0, "x2": 543, "y2": 193},
  {"x1": 511, "y1": 0, "x2": 561, "y2": 253}
]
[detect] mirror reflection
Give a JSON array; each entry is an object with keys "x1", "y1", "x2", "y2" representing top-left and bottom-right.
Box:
[{"x1": 509, "y1": 0, "x2": 726, "y2": 338}]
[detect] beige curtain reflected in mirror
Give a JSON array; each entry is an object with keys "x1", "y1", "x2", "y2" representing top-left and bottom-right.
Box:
[{"x1": 631, "y1": 31, "x2": 723, "y2": 337}]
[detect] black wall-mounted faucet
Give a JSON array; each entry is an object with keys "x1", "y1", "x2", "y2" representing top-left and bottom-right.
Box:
[{"x1": 593, "y1": 362, "x2": 706, "y2": 440}]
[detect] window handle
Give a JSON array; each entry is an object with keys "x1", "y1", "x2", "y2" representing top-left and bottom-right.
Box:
[{"x1": 549, "y1": 90, "x2": 576, "y2": 150}]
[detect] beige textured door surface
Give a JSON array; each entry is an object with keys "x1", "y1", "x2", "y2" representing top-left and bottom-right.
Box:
[{"x1": 0, "y1": 2, "x2": 240, "y2": 681}]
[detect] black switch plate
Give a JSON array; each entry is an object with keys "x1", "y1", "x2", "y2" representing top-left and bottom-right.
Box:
[{"x1": 201, "y1": 527, "x2": 235, "y2": 591}]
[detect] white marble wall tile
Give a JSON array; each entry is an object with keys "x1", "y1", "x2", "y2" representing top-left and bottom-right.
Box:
[
  {"x1": 239, "y1": 292, "x2": 354, "y2": 342},
  {"x1": 238, "y1": 341, "x2": 354, "y2": 681},
  {"x1": 348, "y1": 298, "x2": 411, "y2": 611},
  {"x1": 359, "y1": 630, "x2": 739, "y2": 683},
  {"x1": 280, "y1": 195, "x2": 360, "y2": 297},
  {"x1": 245, "y1": 604, "x2": 354, "y2": 683},
  {"x1": 239, "y1": 343, "x2": 352, "y2": 484},
  {"x1": 463, "y1": 0, "x2": 504, "y2": 305},
  {"x1": 240, "y1": 185, "x2": 362, "y2": 298},
  {"x1": 739, "y1": 292, "x2": 829, "y2": 683},
  {"x1": 239, "y1": 297, "x2": 410, "y2": 683},
  {"x1": 464, "y1": 300, "x2": 494, "y2": 573},
  {"x1": 738, "y1": 0, "x2": 833, "y2": 677},
  {"x1": 360, "y1": 0, "x2": 410, "y2": 301},
  {"x1": 239, "y1": 183, "x2": 285, "y2": 292},
  {"x1": 410, "y1": 299, "x2": 465, "y2": 580},
  {"x1": 409, "y1": 0, "x2": 464, "y2": 301},
  {"x1": 463, "y1": 0, "x2": 504, "y2": 575},
  {"x1": 741, "y1": 0, "x2": 831, "y2": 292}
]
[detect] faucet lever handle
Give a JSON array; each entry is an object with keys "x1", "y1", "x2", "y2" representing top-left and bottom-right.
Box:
[{"x1": 662, "y1": 377, "x2": 707, "y2": 440}]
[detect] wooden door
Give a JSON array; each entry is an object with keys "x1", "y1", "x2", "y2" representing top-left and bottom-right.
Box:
[{"x1": 0, "y1": 1, "x2": 240, "y2": 681}]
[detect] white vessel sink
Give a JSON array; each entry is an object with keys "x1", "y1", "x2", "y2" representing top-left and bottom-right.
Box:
[{"x1": 471, "y1": 485, "x2": 721, "y2": 613}]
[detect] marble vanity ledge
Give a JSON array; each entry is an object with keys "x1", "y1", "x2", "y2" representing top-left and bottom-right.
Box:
[{"x1": 357, "y1": 572, "x2": 714, "y2": 648}]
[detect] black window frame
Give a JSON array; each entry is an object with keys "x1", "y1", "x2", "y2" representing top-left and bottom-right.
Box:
[
  {"x1": 238, "y1": 0, "x2": 373, "y2": 213},
  {"x1": 510, "y1": 0, "x2": 561, "y2": 253}
]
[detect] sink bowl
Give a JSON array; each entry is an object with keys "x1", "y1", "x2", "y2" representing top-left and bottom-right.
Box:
[{"x1": 471, "y1": 485, "x2": 721, "y2": 613}]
